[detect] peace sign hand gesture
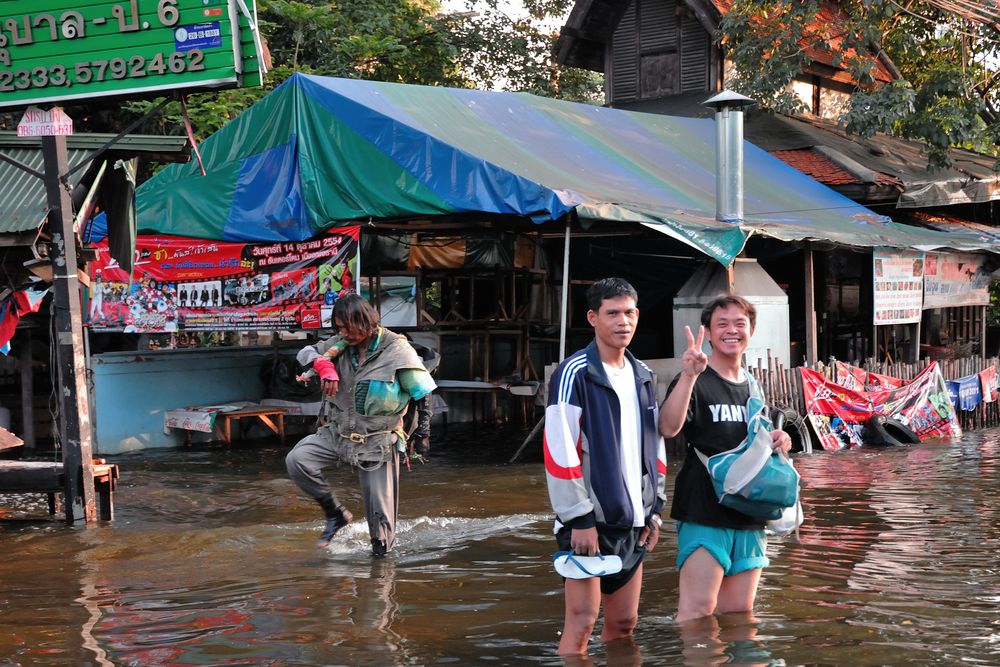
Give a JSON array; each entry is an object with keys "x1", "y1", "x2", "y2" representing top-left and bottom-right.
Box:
[{"x1": 682, "y1": 325, "x2": 708, "y2": 378}]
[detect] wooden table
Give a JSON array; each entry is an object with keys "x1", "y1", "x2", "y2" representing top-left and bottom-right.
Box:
[
  {"x1": 0, "y1": 426, "x2": 23, "y2": 451},
  {"x1": 435, "y1": 380, "x2": 538, "y2": 428},
  {"x1": 0, "y1": 460, "x2": 120, "y2": 521},
  {"x1": 212, "y1": 407, "x2": 287, "y2": 446}
]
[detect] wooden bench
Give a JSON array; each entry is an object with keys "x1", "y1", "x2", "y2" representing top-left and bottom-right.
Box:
[
  {"x1": 168, "y1": 405, "x2": 289, "y2": 447},
  {"x1": 212, "y1": 407, "x2": 287, "y2": 447},
  {"x1": 0, "y1": 460, "x2": 120, "y2": 520},
  {"x1": 0, "y1": 426, "x2": 24, "y2": 451}
]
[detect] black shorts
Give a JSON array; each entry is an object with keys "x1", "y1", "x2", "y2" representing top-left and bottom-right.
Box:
[{"x1": 556, "y1": 524, "x2": 647, "y2": 595}]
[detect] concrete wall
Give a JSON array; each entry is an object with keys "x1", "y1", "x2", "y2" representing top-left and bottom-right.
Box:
[{"x1": 91, "y1": 347, "x2": 273, "y2": 454}]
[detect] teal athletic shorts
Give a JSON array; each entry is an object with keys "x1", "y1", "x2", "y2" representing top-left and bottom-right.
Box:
[{"x1": 675, "y1": 521, "x2": 769, "y2": 575}]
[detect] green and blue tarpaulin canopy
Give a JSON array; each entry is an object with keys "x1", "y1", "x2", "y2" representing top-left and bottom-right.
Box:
[{"x1": 123, "y1": 73, "x2": 995, "y2": 265}]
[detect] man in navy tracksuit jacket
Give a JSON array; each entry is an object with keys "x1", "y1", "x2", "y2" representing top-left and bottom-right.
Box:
[{"x1": 544, "y1": 277, "x2": 667, "y2": 656}]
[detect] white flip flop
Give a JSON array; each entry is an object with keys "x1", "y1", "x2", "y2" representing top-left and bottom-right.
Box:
[{"x1": 552, "y1": 551, "x2": 624, "y2": 579}]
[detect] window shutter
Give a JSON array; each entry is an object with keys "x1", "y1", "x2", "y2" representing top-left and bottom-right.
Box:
[
  {"x1": 680, "y1": 14, "x2": 709, "y2": 91},
  {"x1": 610, "y1": 3, "x2": 639, "y2": 102},
  {"x1": 640, "y1": 0, "x2": 675, "y2": 53}
]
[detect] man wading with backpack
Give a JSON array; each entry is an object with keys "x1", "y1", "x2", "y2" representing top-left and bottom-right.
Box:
[
  {"x1": 286, "y1": 294, "x2": 435, "y2": 557},
  {"x1": 659, "y1": 295, "x2": 792, "y2": 623}
]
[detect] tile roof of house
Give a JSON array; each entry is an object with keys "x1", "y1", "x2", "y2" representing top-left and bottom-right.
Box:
[
  {"x1": 772, "y1": 149, "x2": 903, "y2": 189},
  {"x1": 772, "y1": 149, "x2": 858, "y2": 185},
  {"x1": 900, "y1": 210, "x2": 1000, "y2": 246}
]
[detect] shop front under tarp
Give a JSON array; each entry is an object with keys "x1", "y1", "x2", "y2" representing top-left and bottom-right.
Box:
[{"x1": 118, "y1": 74, "x2": 996, "y2": 265}]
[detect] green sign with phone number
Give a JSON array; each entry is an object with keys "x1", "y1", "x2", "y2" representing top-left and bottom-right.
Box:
[{"x1": 0, "y1": 0, "x2": 264, "y2": 110}]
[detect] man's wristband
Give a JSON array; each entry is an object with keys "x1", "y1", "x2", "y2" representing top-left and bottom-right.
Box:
[{"x1": 648, "y1": 514, "x2": 663, "y2": 529}]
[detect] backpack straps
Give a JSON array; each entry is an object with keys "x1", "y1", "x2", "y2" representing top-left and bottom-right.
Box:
[{"x1": 694, "y1": 367, "x2": 765, "y2": 469}]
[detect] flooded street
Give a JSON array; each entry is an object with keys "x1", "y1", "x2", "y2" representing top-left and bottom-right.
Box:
[{"x1": 2, "y1": 425, "x2": 999, "y2": 666}]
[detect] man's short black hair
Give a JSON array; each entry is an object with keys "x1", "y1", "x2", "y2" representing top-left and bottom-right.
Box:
[
  {"x1": 700, "y1": 294, "x2": 757, "y2": 329},
  {"x1": 586, "y1": 277, "x2": 638, "y2": 312}
]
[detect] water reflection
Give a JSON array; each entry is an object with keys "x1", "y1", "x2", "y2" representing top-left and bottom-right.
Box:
[
  {"x1": 761, "y1": 434, "x2": 1000, "y2": 665},
  {"x1": 562, "y1": 637, "x2": 645, "y2": 667},
  {"x1": 76, "y1": 538, "x2": 115, "y2": 667},
  {"x1": 1, "y1": 428, "x2": 999, "y2": 665},
  {"x1": 678, "y1": 613, "x2": 774, "y2": 667}
]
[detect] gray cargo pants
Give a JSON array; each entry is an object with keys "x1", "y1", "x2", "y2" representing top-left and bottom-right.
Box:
[{"x1": 286, "y1": 433, "x2": 400, "y2": 552}]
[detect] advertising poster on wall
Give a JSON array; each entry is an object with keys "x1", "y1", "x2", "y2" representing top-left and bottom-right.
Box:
[
  {"x1": 87, "y1": 227, "x2": 360, "y2": 333},
  {"x1": 923, "y1": 252, "x2": 991, "y2": 309},
  {"x1": 873, "y1": 248, "x2": 924, "y2": 325},
  {"x1": 801, "y1": 361, "x2": 961, "y2": 450}
]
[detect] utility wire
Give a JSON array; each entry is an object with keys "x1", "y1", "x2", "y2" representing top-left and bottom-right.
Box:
[
  {"x1": 886, "y1": 0, "x2": 1000, "y2": 39},
  {"x1": 923, "y1": 0, "x2": 1000, "y2": 25}
]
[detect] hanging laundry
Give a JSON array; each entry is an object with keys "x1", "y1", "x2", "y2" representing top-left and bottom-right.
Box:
[
  {"x1": 980, "y1": 365, "x2": 998, "y2": 403},
  {"x1": 947, "y1": 374, "x2": 983, "y2": 412},
  {"x1": 0, "y1": 287, "x2": 49, "y2": 350}
]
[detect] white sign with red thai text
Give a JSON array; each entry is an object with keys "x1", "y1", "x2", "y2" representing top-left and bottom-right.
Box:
[{"x1": 17, "y1": 106, "x2": 73, "y2": 137}]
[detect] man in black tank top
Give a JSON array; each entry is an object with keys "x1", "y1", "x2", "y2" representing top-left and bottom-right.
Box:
[{"x1": 660, "y1": 294, "x2": 791, "y2": 623}]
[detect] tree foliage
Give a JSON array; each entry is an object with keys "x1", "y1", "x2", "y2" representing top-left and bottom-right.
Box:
[
  {"x1": 719, "y1": 0, "x2": 1000, "y2": 168},
  {"x1": 260, "y1": 0, "x2": 466, "y2": 85},
  {"x1": 442, "y1": 0, "x2": 601, "y2": 101},
  {"x1": 990, "y1": 280, "x2": 1000, "y2": 327},
  {"x1": 120, "y1": 0, "x2": 470, "y2": 141}
]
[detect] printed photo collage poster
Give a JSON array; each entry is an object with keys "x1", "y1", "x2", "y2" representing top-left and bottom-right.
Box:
[
  {"x1": 873, "y1": 248, "x2": 924, "y2": 325},
  {"x1": 801, "y1": 360, "x2": 962, "y2": 450},
  {"x1": 87, "y1": 227, "x2": 360, "y2": 333},
  {"x1": 874, "y1": 249, "x2": 991, "y2": 325}
]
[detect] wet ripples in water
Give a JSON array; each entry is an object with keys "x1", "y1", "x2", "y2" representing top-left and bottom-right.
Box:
[{"x1": 1, "y1": 428, "x2": 999, "y2": 665}]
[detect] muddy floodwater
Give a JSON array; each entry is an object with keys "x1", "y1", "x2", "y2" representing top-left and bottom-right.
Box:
[{"x1": 1, "y1": 425, "x2": 999, "y2": 666}]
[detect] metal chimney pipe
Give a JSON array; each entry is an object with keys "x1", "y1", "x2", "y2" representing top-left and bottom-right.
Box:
[{"x1": 703, "y1": 90, "x2": 755, "y2": 224}]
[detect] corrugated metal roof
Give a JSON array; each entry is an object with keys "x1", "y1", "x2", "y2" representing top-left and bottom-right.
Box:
[
  {"x1": 0, "y1": 132, "x2": 189, "y2": 235},
  {"x1": 0, "y1": 145, "x2": 91, "y2": 234}
]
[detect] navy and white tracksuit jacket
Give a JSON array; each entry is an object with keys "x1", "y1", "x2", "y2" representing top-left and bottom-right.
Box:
[{"x1": 544, "y1": 341, "x2": 667, "y2": 531}]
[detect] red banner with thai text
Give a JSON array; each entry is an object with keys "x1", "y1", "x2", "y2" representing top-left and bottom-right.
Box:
[
  {"x1": 801, "y1": 361, "x2": 961, "y2": 450},
  {"x1": 834, "y1": 360, "x2": 904, "y2": 392},
  {"x1": 87, "y1": 228, "x2": 360, "y2": 332}
]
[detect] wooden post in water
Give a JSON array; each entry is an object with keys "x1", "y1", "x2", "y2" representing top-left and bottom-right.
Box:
[
  {"x1": 558, "y1": 219, "x2": 570, "y2": 361},
  {"x1": 18, "y1": 329, "x2": 34, "y2": 451},
  {"x1": 804, "y1": 247, "x2": 817, "y2": 365},
  {"x1": 43, "y1": 134, "x2": 96, "y2": 524},
  {"x1": 982, "y1": 306, "x2": 987, "y2": 360}
]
